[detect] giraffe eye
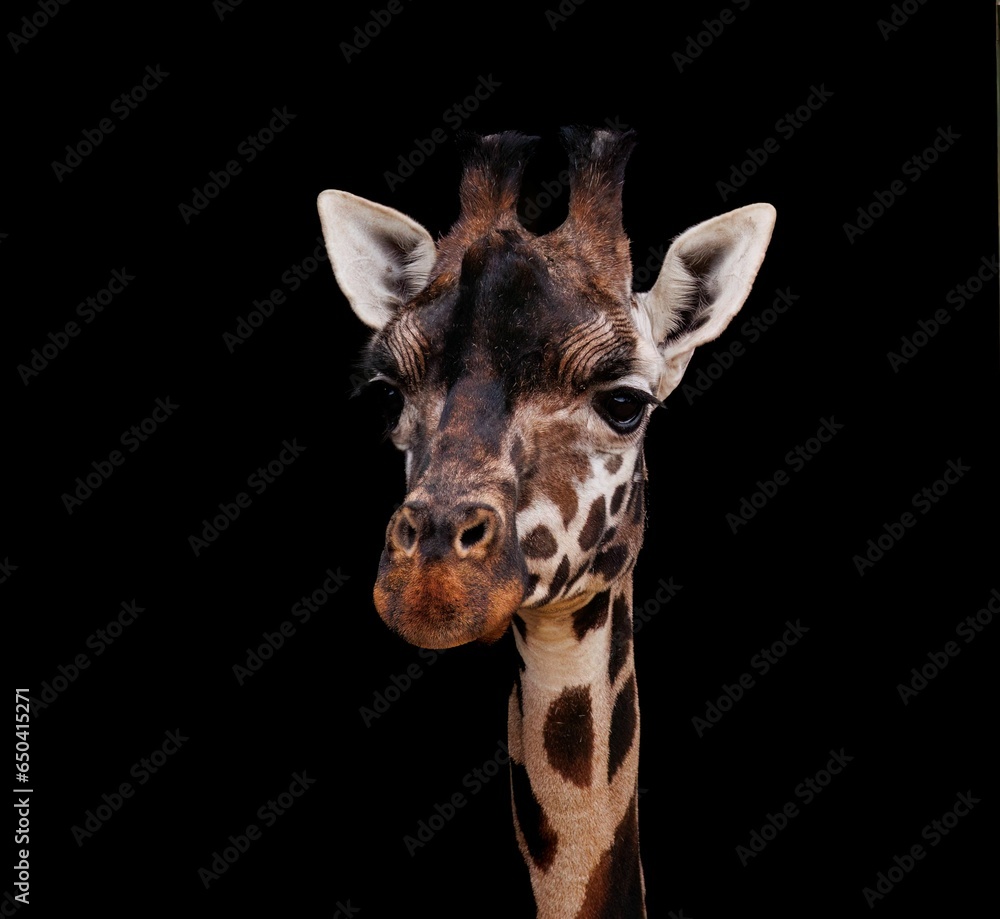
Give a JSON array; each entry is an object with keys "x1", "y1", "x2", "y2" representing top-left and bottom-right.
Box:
[
  {"x1": 595, "y1": 389, "x2": 646, "y2": 432},
  {"x1": 369, "y1": 380, "x2": 404, "y2": 432}
]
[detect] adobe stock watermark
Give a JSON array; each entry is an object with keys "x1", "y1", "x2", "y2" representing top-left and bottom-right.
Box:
[
  {"x1": 545, "y1": 0, "x2": 587, "y2": 31},
  {"x1": 692, "y1": 619, "x2": 809, "y2": 737},
  {"x1": 716, "y1": 83, "x2": 834, "y2": 201},
  {"x1": 403, "y1": 740, "x2": 510, "y2": 855},
  {"x1": 186, "y1": 438, "x2": 306, "y2": 556},
  {"x1": 672, "y1": 0, "x2": 751, "y2": 73},
  {"x1": 27, "y1": 600, "x2": 145, "y2": 719},
  {"x1": 0, "y1": 557, "x2": 18, "y2": 584},
  {"x1": 359, "y1": 647, "x2": 447, "y2": 727},
  {"x1": 50, "y1": 65, "x2": 170, "y2": 181},
  {"x1": 178, "y1": 106, "x2": 296, "y2": 223},
  {"x1": 895, "y1": 587, "x2": 997, "y2": 705},
  {"x1": 680, "y1": 287, "x2": 799, "y2": 404},
  {"x1": 12, "y1": 782, "x2": 30, "y2": 907},
  {"x1": 212, "y1": 0, "x2": 247, "y2": 21},
  {"x1": 851, "y1": 458, "x2": 969, "y2": 576},
  {"x1": 725, "y1": 417, "x2": 844, "y2": 534},
  {"x1": 861, "y1": 790, "x2": 981, "y2": 908},
  {"x1": 17, "y1": 268, "x2": 136, "y2": 385},
  {"x1": 521, "y1": 167, "x2": 571, "y2": 225},
  {"x1": 842, "y1": 126, "x2": 960, "y2": 243},
  {"x1": 7, "y1": 0, "x2": 72, "y2": 54},
  {"x1": 232, "y1": 566, "x2": 350, "y2": 685},
  {"x1": 736, "y1": 748, "x2": 853, "y2": 866},
  {"x1": 197, "y1": 771, "x2": 317, "y2": 888},
  {"x1": 633, "y1": 577, "x2": 683, "y2": 635},
  {"x1": 631, "y1": 243, "x2": 666, "y2": 290},
  {"x1": 61, "y1": 397, "x2": 179, "y2": 514},
  {"x1": 340, "y1": 0, "x2": 414, "y2": 62},
  {"x1": 520, "y1": 117, "x2": 630, "y2": 226},
  {"x1": 886, "y1": 254, "x2": 997, "y2": 372},
  {"x1": 222, "y1": 236, "x2": 330, "y2": 353},
  {"x1": 877, "y1": 0, "x2": 929, "y2": 40},
  {"x1": 70, "y1": 729, "x2": 188, "y2": 846},
  {"x1": 383, "y1": 74, "x2": 502, "y2": 191}
]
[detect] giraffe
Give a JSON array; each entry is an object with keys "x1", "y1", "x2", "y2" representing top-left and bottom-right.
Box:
[{"x1": 317, "y1": 127, "x2": 775, "y2": 918}]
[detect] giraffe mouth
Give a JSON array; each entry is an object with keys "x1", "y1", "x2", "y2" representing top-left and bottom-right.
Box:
[{"x1": 373, "y1": 541, "x2": 528, "y2": 649}]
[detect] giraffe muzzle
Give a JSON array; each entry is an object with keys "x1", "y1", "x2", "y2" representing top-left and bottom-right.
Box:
[{"x1": 374, "y1": 498, "x2": 528, "y2": 649}]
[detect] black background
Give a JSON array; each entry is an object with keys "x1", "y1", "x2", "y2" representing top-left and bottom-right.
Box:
[{"x1": 5, "y1": 2, "x2": 997, "y2": 917}]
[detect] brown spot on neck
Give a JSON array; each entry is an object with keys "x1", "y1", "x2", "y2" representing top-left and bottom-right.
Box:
[
  {"x1": 607, "y1": 673, "x2": 637, "y2": 783},
  {"x1": 572, "y1": 590, "x2": 611, "y2": 640},
  {"x1": 511, "y1": 761, "x2": 559, "y2": 871},
  {"x1": 608, "y1": 594, "x2": 633, "y2": 685},
  {"x1": 543, "y1": 685, "x2": 595, "y2": 788},
  {"x1": 574, "y1": 790, "x2": 644, "y2": 918}
]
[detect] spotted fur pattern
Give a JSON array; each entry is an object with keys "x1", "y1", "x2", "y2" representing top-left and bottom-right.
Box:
[{"x1": 319, "y1": 126, "x2": 776, "y2": 919}]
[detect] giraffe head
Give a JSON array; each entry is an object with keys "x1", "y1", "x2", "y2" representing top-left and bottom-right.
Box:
[{"x1": 319, "y1": 128, "x2": 775, "y2": 650}]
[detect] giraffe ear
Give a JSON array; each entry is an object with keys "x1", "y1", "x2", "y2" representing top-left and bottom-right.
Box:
[
  {"x1": 317, "y1": 189, "x2": 438, "y2": 330},
  {"x1": 637, "y1": 203, "x2": 776, "y2": 400}
]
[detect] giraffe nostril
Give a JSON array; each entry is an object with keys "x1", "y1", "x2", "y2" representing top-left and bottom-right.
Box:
[
  {"x1": 399, "y1": 521, "x2": 417, "y2": 550},
  {"x1": 392, "y1": 502, "x2": 500, "y2": 558},
  {"x1": 460, "y1": 521, "x2": 488, "y2": 549},
  {"x1": 392, "y1": 506, "x2": 423, "y2": 554},
  {"x1": 454, "y1": 506, "x2": 497, "y2": 556}
]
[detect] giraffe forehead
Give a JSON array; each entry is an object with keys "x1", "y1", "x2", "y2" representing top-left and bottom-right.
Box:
[{"x1": 378, "y1": 234, "x2": 642, "y2": 391}]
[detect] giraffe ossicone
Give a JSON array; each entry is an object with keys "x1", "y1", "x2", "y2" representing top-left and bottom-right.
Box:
[{"x1": 318, "y1": 127, "x2": 775, "y2": 918}]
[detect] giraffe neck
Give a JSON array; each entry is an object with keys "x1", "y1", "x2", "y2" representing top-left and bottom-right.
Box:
[{"x1": 508, "y1": 577, "x2": 645, "y2": 919}]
